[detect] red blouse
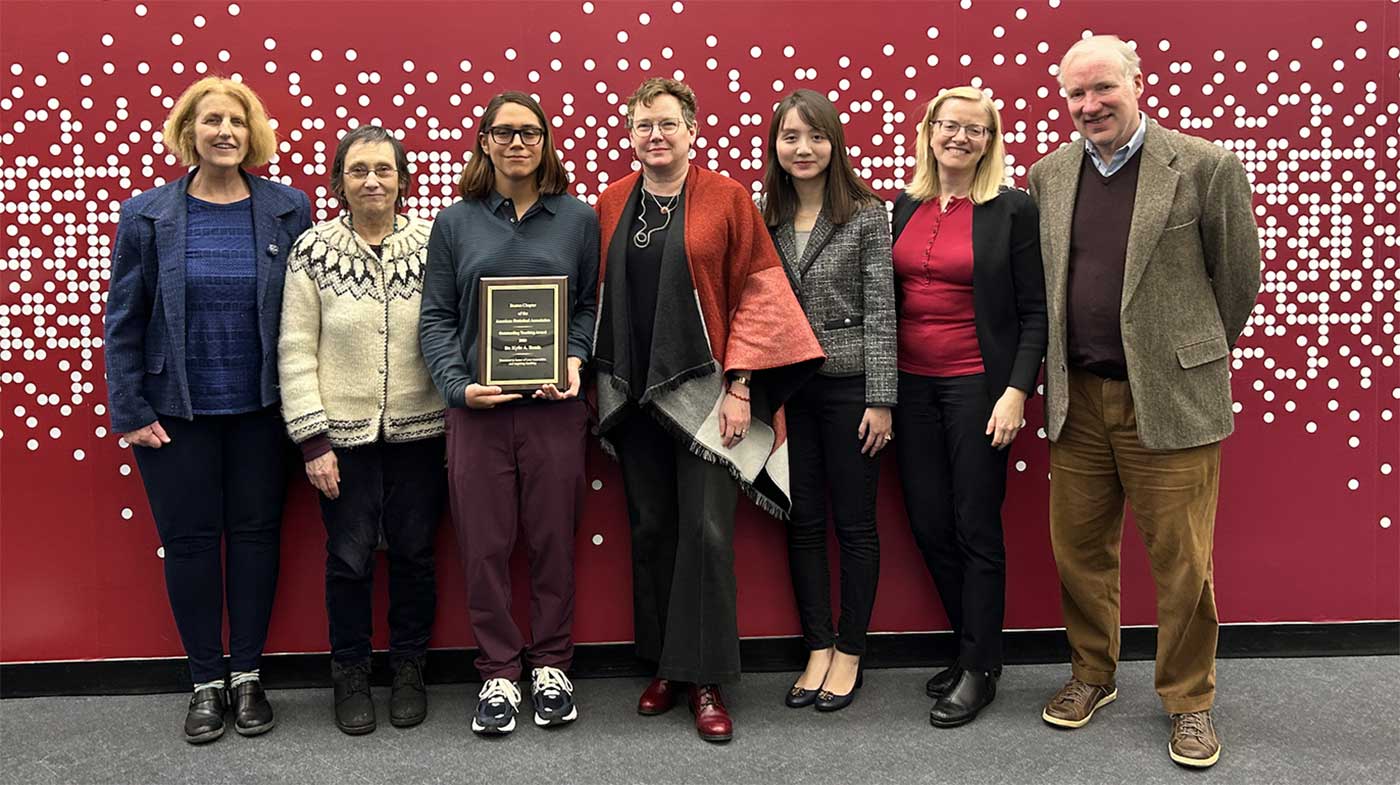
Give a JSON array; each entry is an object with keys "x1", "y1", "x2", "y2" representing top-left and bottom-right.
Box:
[{"x1": 892, "y1": 197, "x2": 985, "y2": 377}]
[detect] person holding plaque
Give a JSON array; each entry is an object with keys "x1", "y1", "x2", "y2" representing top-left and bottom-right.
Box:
[
  {"x1": 761, "y1": 90, "x2": 896, "y2": 713},
  {"x1": 593, "y1": 77, "x2": 824, "y2": 743},
  {"x1": 278, "y1": 125, "x2": 446, "y2": 735},
  {"x1": 419, "y1": 91, "x2": 599, "y2": 737},
  {"x1": 103, "y1": 76, "x2": 310, "y2": 743}
]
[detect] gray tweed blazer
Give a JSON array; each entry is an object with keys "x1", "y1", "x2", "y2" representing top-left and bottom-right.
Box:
[
  {"x1": 770, "y1": 201, "x2": 897, "y2": 406},
  {"x1": 1027, "y1": 120, "x2": 1262, "y2": 450}
]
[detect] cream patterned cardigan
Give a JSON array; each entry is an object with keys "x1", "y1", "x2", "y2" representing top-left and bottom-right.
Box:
[{"x1": 278, "y1": 214, "x2": 445, "y2": 447}]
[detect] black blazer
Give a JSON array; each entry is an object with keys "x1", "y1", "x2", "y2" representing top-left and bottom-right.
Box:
[{"x1": 891, "y1": 187, "x2": 1048, "y2": 400}]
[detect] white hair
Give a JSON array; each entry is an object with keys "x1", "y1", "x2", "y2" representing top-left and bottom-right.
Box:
[{"x1": 1058, "y1": 35, "x2": 1142, "y2": 85}]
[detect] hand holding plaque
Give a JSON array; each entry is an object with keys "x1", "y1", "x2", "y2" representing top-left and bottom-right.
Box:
[{"x1": 477, "y1": 276, "x2": 569, "y2": 393}]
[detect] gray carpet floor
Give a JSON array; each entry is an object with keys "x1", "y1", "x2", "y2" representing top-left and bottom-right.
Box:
[{"x1": 1, "y1": 656, "x2": 1396, "y2": 785}]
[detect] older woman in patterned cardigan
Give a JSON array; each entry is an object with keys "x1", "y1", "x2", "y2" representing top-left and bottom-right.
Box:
[{"x1": 278, "y1": 125, "x2": 445, "y2": 737}]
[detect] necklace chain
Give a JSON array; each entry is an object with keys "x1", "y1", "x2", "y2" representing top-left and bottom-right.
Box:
[{"x1": 633, "y1": 189, "x2": 679, "y2": 249}]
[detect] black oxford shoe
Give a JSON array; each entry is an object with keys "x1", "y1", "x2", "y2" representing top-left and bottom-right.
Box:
[
  {"x1": 232, "y1": 680, "x2": 276, "y2": 736},
  {"x1": 929, "y1": 669, "x2": 997, "y2": 728},
  {"x1": 184, "y1": 686, "x2": 227, "y2": 744}
]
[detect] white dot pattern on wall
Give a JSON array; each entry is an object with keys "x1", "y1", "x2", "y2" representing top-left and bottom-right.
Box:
[{"x1": 0, "y1": 2, "x2": 1392, "y2": 532}]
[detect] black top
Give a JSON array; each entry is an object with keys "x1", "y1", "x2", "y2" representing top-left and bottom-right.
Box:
[
  {"x1": 625, "y1": 187, "x2": 684, "y2": 399},
  {"x1": 418, "y1": 191, "x2": 600, "y2": 408},
  {"x1": 1066, "y1": 150, "x2": 1143, "y2": 380},
  {"x1": 891, "y1": 187, "x2": 1049, "y2": 399}
]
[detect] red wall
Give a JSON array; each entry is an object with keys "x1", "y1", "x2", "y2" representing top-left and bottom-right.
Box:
[{"x1": 1, "y1": 1, "x2": 1396, "y2": 663}]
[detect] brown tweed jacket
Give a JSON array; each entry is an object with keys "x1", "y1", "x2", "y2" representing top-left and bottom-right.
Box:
[{"x1": 1027, "y1": 120, "x2": 1261, "y2": 450}]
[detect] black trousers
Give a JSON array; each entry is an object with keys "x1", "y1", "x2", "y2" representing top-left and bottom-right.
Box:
[
  {"x1": 318, "y1": 437, "x2": 446, "y2": 667},
  {"x1": 611, "y1": 407, "x2": 741, "y2": 684},
  {"x1": 894, "y1": 372, "x2": 1009, "y2": 671},
  {"x1": 131, "y1": 407, "x2": 287, "y2": 684},
  {"x1": 785, "y1": 375, "x2": 881, "y2": 655}
]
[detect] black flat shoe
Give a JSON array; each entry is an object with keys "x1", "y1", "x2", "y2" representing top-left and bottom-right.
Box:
[
  {"x1": 929, "y1": 669, "x2": 997, "y2": 728},
  {"x1": 785, "y1": 683, "x2": 819, "y2": 708},
  {"x1": 814, "y1": 669, "x2": 863, "y2": 713},
  {"x1": 183, "y1": 686, "x2": 227, "y2": 744},
  {"x1": 232, "y1": 680, "x2": 276, "y2": 736},
  {"x1": 925, "y1": 664, "x2": 963, "y2": 699}
]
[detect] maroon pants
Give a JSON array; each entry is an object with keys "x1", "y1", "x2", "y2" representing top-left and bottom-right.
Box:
[{"x1": 446, "y1": 399, "x2": 588, "y2": 681}]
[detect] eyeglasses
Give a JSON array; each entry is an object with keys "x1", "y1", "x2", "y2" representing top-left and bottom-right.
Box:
[
  {"x1": 929, "y1": 119, "x2": 992, "y2": 140},
  {"x1": 485, "y1": 125, "x2": 544, "y2": 146},
  {"x1": 630, "y1": 119, "x2": 685, "y2": 138},
  {"x1": 345, "y1": 164, "x2": 398, "y2": 181}
]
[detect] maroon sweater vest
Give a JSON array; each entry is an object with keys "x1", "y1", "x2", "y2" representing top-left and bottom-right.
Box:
[{"x1": 1066, "y1": 149, "x2": 1143, "y2": 380}]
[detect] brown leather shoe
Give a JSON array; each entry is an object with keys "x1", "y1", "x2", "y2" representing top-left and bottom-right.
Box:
[
  {"x1": 1169, "y1": 710, "x2": 1221, "y2": 768},
  {"x1": 688, "y1": 684, "x2": 733, "y2": 743},
  {"x1": 1041, "y1": 677, "x2": 1117, "y2": 728},
  {"x1": 637, "y1": 678, "x2": 680, "y2": 716}
]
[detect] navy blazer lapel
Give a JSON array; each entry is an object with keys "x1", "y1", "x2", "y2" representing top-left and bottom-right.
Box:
[
  {"x1": 247, "y1": 173, "x2": 297, "y2": 312},
  {"x1": 797, "y1": 212, "x2": 836, "y2": 278},
  {"x1": 142, "y1": 172, "x2": 192, "y2": 372}
]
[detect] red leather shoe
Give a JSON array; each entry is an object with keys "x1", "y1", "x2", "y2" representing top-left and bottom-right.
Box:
[
  {"x1": 689, "y1": 684, "x2": 733, "y2": 743},
  {"x1": 637, "y1": 678, "x2": 680, "y2": 716}
]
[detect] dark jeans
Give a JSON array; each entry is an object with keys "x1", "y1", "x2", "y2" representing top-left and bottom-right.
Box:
[
  {"x1": 131, "y1": 406, "x2": 287, "y2": 684},
  {"x1": 318, "y1": 437, "x2": 446, "y2": 667},
  {"x1": 446, "y1": 400, "x2": 588, "y2": 681},
  {"x1": 611, "y1": 407, "x2": 742, "y2": 684},
  {"x1": 785, "y1": 375, "x2": 882, "y2": 656},
  {"x1": 894, "y1": 372, "x2": 1009, "y2": 671}
]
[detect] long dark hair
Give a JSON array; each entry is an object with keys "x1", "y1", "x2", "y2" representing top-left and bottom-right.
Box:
[
  {"x1": 762, "y1": 89, "x2": 879, "y2": 227},
  {"x1": 458, "y1": 91, "x2": 569, "y2": 200}
]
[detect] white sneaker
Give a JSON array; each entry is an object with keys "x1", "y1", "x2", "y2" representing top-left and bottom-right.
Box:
[
  {"x1": 471, "y1": 678, "x2": 521, "y2": 735},
  {"x1": 530, "y1": 666, "x2": 578, "y2": 727}
]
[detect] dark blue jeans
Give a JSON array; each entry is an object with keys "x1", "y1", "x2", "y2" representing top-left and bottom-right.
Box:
[
  {"x1": 318, "y1": 437, "x2": 446, "y2": 666},
  {"x1": 132, "y1": 406, "x2": 288, "y2": 684}
]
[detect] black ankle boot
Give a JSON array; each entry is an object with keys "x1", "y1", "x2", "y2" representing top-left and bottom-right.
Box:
[
  {"x1": 929, "y1": 669, "x2": 997, "y2": 728},
  {"x1": 232, "y1": 679, "x2": 276, "y2": 736},
  {"x1": 389, "y1": 656, "x2": 427, "y2": 728},
  {"x1": 332, "y1": 660, "x2": 376, "y2": 735},
  {"x1": 184, "y1": 686, "x2": 227, "y2": 744},
  {"x1": 925, "y1": 664, "x2": 963, "y2": 699}
]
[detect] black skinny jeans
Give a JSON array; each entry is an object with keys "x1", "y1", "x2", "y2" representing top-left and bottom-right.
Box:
[
  {"x1": 894, "y1": 372, "x2": 1009, "y2": 671},
  {"x1": 784, "y1": 375, "x2": 882, "y2": 656},
  {"x1": 132, "y1": 407, "x2": 287, "y2": 684},
  {"x1": 318, "y1": 437, "x2": 446, "y2": 667}
]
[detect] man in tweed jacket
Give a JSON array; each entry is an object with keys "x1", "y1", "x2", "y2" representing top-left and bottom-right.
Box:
[{"x1": 1026, "y1": 35, "x2": 1261, "y2": 768}]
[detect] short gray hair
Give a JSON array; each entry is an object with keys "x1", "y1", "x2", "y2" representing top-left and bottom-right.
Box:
[{"x1": 1058, "y1": 35, "x2": 1141, "y2": 86}]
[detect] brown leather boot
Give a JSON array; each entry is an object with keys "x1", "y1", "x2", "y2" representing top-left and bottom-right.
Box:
[
  {"x1": 1041, "y1": 677, "x2": 1117, "y2": 728},
  {"x1": 1169, "y1": 710, "x2": 1221, "y2": 768}
]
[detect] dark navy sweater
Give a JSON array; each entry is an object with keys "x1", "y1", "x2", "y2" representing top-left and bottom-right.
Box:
[{"x1": 184, "y1": 194, "x2": 261, "y2": 414}]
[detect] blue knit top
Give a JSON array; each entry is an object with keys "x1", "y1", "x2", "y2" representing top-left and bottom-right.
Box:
[{"x1": 184, "y1": 194, "x2": 262, "y2": 414}]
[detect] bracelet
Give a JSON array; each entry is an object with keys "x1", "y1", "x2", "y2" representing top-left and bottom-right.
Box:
[{"x1": 726, "y1": 387, "x2": 750, "y2": 402}]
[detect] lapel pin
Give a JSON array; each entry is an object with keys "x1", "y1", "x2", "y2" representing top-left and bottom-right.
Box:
[{"x1": 267, "y1": 243, "x2": 280, "y2": 256}]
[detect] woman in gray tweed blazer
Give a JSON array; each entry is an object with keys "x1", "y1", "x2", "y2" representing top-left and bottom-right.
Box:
[{"x1": 762, "y1": 90, "x2": 897, "y2": 713}]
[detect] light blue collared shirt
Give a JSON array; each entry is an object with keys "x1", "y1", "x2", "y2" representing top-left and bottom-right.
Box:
[{"x1": 1085, "y1": 112, "x2": 1148, "y2": 177}]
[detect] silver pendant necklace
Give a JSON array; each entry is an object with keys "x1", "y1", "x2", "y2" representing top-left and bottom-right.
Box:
[{"x1": 633, "y1": 189, "x2": 679, "y2": 249}]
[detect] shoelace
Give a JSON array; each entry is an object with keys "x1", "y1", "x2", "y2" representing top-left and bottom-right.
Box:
[
  {"x1": 341, "y1": 665, "x2": 371, "y2": 695},
  {"x1": 532, "y1": 666, "x2": 573, "y2": 697},
  {"x1": 478, "y1": 677, "x2": 521, "y2": 707},
  {"x1": 1052, "y1": 678, "x2": 1095, "y2": 707},
  {"x1": 694, "y1": 686, "x2": 721, "y2": 709},
  {"x1": 1172, "y1": 711, "x2": 1212, "y2": 742}
]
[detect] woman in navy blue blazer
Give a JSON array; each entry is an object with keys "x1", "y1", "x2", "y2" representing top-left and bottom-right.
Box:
[{"x1": 103, "y1": 77, "x2": 310, "y2": 744}]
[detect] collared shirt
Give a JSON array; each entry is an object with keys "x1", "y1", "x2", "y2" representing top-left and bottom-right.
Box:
[
  {"x1": 418, "y1": 191, "x2": 601, "y2": 408},
  {"x1": 892, "y1": 196, "x2": 984, "y2": 378},
  {"x1": 1085, "y1": 112, "x2": 1148, "y2": 177}
]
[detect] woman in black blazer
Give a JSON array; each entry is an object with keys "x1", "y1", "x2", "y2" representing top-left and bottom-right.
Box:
[
  {"x1": 762, "y1": 90, "x2": 896, "y2": 713},
  {"x1": 891, "y1": 86, "x2": 1047, "y2": 727}
]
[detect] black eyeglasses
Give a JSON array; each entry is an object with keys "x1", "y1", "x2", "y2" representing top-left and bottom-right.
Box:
[{"x1": 485, "y1": 125, "x2": 544, "y2": 146}]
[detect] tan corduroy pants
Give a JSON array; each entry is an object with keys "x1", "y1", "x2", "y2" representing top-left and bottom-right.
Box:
[{"x1": 1049, "y1": 369, "x2": 1221, "y2": 714}]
